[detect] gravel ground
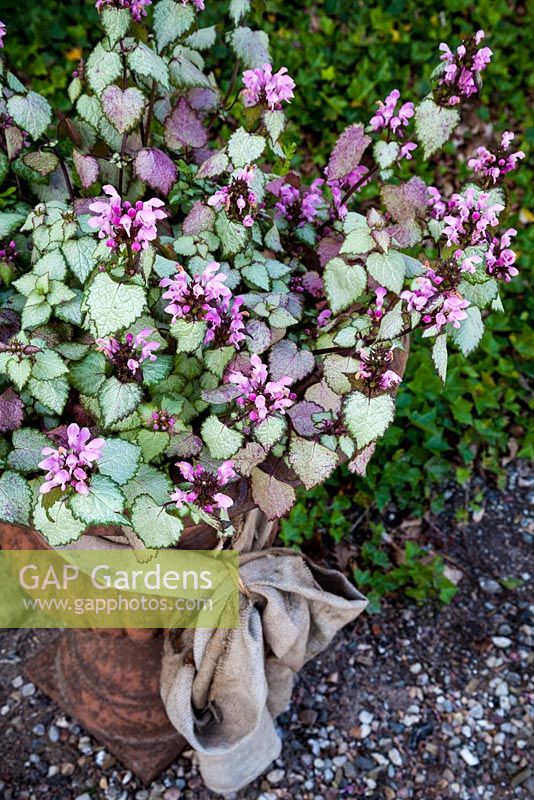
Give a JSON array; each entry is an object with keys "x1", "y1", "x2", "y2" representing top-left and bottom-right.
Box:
[{"x1": 0, "y1": 462, "x2": 532, "y2": 800}]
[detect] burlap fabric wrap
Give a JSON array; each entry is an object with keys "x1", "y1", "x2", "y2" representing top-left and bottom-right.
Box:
[
  {"x1": 160, "y1": 509, "x2": 368, "y2": 795},
  {"x1": 59, "y1": 511, "x2": 368, "y2": 794}
]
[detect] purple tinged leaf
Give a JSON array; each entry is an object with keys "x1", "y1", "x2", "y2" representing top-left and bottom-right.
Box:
[
  {"x1": 382, "y1": 177, "x2": 428, "y2": 222},
  {"x1": 269, "y1": 339, "x2": 315, "y2": 383},
  {"x1": 73, "y1": 149, "x2": 100, "y2": 189},
  {"x1": 327, "y1": 123, "x2": 371, "y2": 182},
  {"x1": 5, "y1": 125, "x2": 25, "y2": 160},
  {"x1": 317, "y1": 236, "x2": 342, "y2": 268},
  {"x1": 164, "y1": 97, "x2": 208, "y2": 151},
  {"x1": 232, "y1": 442, "x2": 268, "y2": 477},
  {"x1": 201, "y1": 384, "x2": 242, "y2": 404},
  {"x1": 182, "y1": 201, "x2": 215, "y2": 235},
  {"x1": 196, "y1": 150, "x2": 229, "y2": 180},
  {"x1": 134, "y1": 148, "x2": 178, "y2": 195},
  {"x1": 244, "y1": 319, "x2": 271, "y2": 354},
  {"x1": 188, "y1": 87, "x2": 219, "y2": 114},
  {"x1": 250, "y1": 467, "x2": 296, "y2": 520},
  {"x1": 0, "y1": 310, "x2": 21, "y2": 344},
  {"x1": 287, "y1": 401, "x2": 323, "y2": 437},
  {"x1": 304, "y1": 380, "x2": 342, "y2": 413},
  {"x1": 165, "y1": 432, "x2": 203, "y2": 459},
  {"x1": 348, "y1": 444, "x2": 376, "y2": 476},
  {"x1": 0, "y1": 388, "x2": 24, "y2": 432},
  {"x1": 101, "y1": 85, "x2": 146, "y2": 135}
]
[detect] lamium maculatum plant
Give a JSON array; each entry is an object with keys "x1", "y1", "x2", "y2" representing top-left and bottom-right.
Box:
[{"x1": 0, "y1": 1, "x2": 524, "y2": 548}]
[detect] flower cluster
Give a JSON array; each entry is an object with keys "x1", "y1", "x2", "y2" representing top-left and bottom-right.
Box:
[
  {"x1": 160, "y1": 263, "x2": 246, "y2": 349},
  {"x1": 356, "y1": 347, "x2": 402, "y2": 392},
  {"x1": 227, "y1": 355, "x2": 295, "y2": 422},
  {"x1": 151, "y1": 409, "x2": 176, "y2": 432},
  {"x1": 437, "y1": 30, "x2": 492, "y2": 106},
  {"x1": 95, "y1": 0, "x2": 152, "y2": 22},
  {"x1": 401, "y1": 267, "x2": 469, "y2": 331},
  {"x1": 96, "y1": 328, "x2": 160, "y2": 380},
  {"x1": 486, "y1": 228, "x2": 519, "y2": 283},
  {"x1": 171, "y1": 461, "x2": 236, "y2": 513},
  {"x1": 39, "y1": 424, "x2": 105, "y2": 496},
  {"x1": 182, "y1": 0, "x2": 204, "y2": 9},
  {"x1": 370, "y1": 89, "x2": 414, "y2": 136},
  {"x1": 468, "y1": 131, "x2": 525, "y2": 184},
  {"x1": 208, "y1": 166, "x2": 258, "y2": 227},
  {"x1": 0, "y1": 20, "x2": 6, "y2": 48},
  {"x1": 429, "y1": 187, "x2": 504, "y2": 247},
  {"x1": 0, "y1": 240, "x2": 16, "y2": 263},
  {"x1": 88, "y1": 185, "x2": 166, "y2": 252},
  {"x1": 272, "y1": 178, "x2": 325, "y2": 227},
  {"x1": 242, "y1": 64, "x2": 295, "y2": 110}
]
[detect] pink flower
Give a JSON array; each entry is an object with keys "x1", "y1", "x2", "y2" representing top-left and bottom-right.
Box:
[
  {"x1": 454, "y1": 250, "x2": 482, "y2": 274},
  {"x1": 171, "y1": 460, "x2": 236, "y2": 513},
  {"x1": 468, "y1": 131, "x2": 525, "y2": 184},
  {"x1": 486, "y1": 228, "x2": 519, "y2": 283},
  {"x1": 0, "y1": 21, "x2": 6, "y2": 48},
  {"x1": 368, "y1": 286, "x2": 388, "y2": 321},
  {"x1": 204, "y1": 297, "x2": 246, "y2": 348},
  {"x1": 39, "y1": 424, "x2": 105, "y2": 496},
  {"x1": 208, "y1": 166, "x2": 259, "y2": 226},
  {"x1": 356, "y1": 348, "x2": 402, "y2": 392},
  {"x1": 88, "y1": 185, "x2": 166, "y2": 252},
  {"x1": 151, "y1": 409, "x2": 175, "y2": 432},
  {"x1": 227, "y1": 354, "x2": 296, "y2": 422},
  {"x1": 95, "y1": 0, "x2": 152, "y2": 23},
  {"x1": 0, "y1": 240, "x2": 17, "y2": 263},
  {"x1": 399, "y1": 141, "x2": 417, "y2": 161},
  {"x1": 317, "y1": 309, "x2": 332, "y2": 328},
  {"x1": 401, "y1": 267, "x2": 469, "y2": 331},
  {"x1": 370, "y1": 89, "x2": 414, "y2": 136},
  {"x1": 326, "y1": 166, "x2": 370, "y2": 219},
  {"x1": 443, "y1": 188, "x2": 504, "y2": 246},
  {"x1": 242, "y1": 64, "x2": 295, "y2": 110},
  {"x1": 273, "y1": 178, "x2": 325, "y2": 227},
  {"x1": 438, "y1": 30, "x2": 493, "y2": 106},
  {"x1": 181, "y1": 0, "x2": 204, "y2": 9},
  {"x1": 96, "y1": 327, "x2": 160, "y2": 379}
]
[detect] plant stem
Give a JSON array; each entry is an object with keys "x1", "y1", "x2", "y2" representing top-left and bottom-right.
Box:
[
  {"x1": 143, "y1": 80, "x2": 157, "y2": 147},
  {"x1": 53, "y1": 146, "x2": 76, "y2": 205}
]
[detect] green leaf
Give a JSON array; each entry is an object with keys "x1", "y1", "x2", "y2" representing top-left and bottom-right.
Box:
[
  {"x1": 378, "y1": 302, "x2": 404, "y2": 340},
  {"x1": 340, "y1": 219, "x2": 374, "y2": 255},
  {"x1": 33, "y1": 250, "x2": 67, "y2": 280},
  {"x1": 6, "y1": 92, "x2": 52, "y2": 140},
  {"x1": 98, "y1": 439, "x2": 141, "y2": 485},
  {"x1": 366, "y1": 251, "x2": 406, "y2": 294},
  {"x1": 21, "y1": 300, "x2": 52, "y2": 330},
  {"x1": 343, "y1": 391, "x2": 396, "y2": 448},
  {"x1": 31, "y1": 350, "x2": 68, "y2": 381},
  {"x1": 8, "y1": 429, "x2": 50, "y2": 473},
  {"x1": 0, "y1": 471, "x2": 31, "y2": 525},
  {"x1": 28, "y1": 377, "x2": 69, "y2": 415},
  {"x1": 128, "y1": 43, "x2": 170, "y2": 89},
  {"x1": 324, "y1": 257, "x2": 366, "y2": 314},
  {"x1": 288, "y1": 436, "x2": 338, "y2": 490},
  {"x1": 84, "y1": 273, "x2": 146, "y2": 337},
  {"x1": 415, "y1": 98, "x2": 460, "y2": 158},
  {"x1": 432, "y1": 334, "x2": 448, "y2": 382},
  {"x1": 154, "y1": 0, "x2": 195, "y2": 51},
  {"x1": 185, "y1": 26, "x2": 217, "y2": 51},
  {"x1": 33, "y1": 496, "x2": 86, "y2": 545},
  {"x1": 229, "y1": 0, "x2": 251, "y2": 25},
  {"x1": 263, "y1": 109, "x2": 285, "y2": 142},
  {"x1": 101, "y1": 6, "x2": 131, "y2": 47},
  {"x1": 70, "y1": 352, "x2": 107, "y2": 397},
  {"x1": 122, "y1": 464, "x2": 172, "y2": 506},
  {"x1": 131, "y1": 495, "x2": 183, "y2": 547},
  {"x1": 201, "y1": 415, "x2": 244, "y2": 459},
  {"x1": 70, "y1": 474, "x2": 126, "y2": 525},
  {"x1": 254, "y1": 415, "x2": 287, "y2": 448},
  {"x1": 215, "y1": 212, "x2": 247, "y2": 256},
  {"x1": 0, "y1": 210, "x2": 27, "y2": 238},
  {"x1": 99, "y1": 378, "x2": 142, "y2": 427},
  {"x1": 62, "y1": 238, "x2": 96, "y2": 284},
  {"x1": 86, "y1": 44, "x2": 122, "y2": 95},
  {"x1": 231, "y1": 27, "x2": 270, "y2": 69},
  {"x1": 6, "y1": 358, "x2": 31, "y2": 391},
  {"x1": 374, "y1": 140, "x2": 399, "y2": 169},
  {"x1": 228, "y1": 128, "x2": 266, "y2": 167},
  {"x1": 141, "y1": 354, "x2": 174, "y2": 386},
  {"x1": 170, "y1": 318, "x2": 207, "y2": 352},
  {"x1": 451, "y1": 306, "x2": 484, "y2": 356},
  {"x1": 137, "y1": 429, "x2": 170, "y2": 462}
]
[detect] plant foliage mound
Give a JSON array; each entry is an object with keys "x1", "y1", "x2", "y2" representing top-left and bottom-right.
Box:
[{"x1": 0, "y1": 1, "x2": 523, "y2": 548}]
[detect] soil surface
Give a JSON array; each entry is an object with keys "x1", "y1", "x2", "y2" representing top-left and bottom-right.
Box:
[{"x1": 0, "y1": 462, "x2": 532, "y2": 800}]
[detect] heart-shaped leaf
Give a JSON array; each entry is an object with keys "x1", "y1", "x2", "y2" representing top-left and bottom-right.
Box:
[
  {"x1": 102, "y1": 85, "x2": 146, "y2": 135},
  {"x1": 134, "y1": 148, "x2": 177, "y2": 194}
]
